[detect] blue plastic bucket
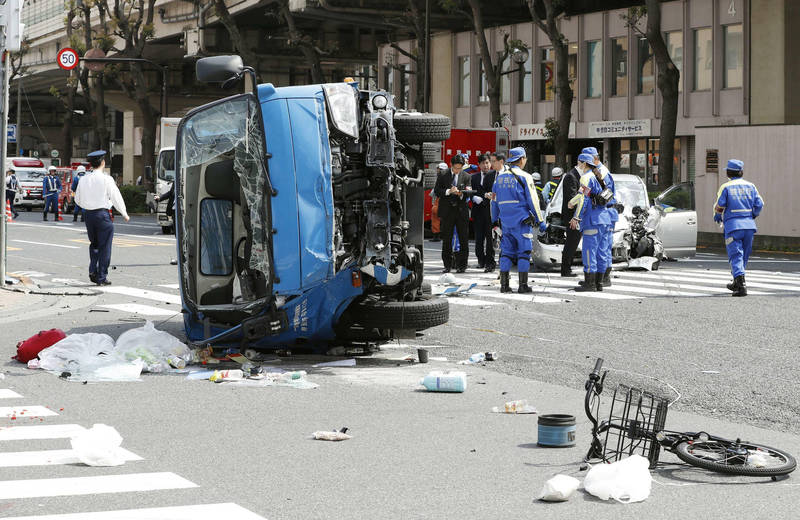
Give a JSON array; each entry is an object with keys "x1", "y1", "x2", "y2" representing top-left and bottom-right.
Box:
[{"x1": 537, "y1": 414, "x2": 577, "y2": 447}]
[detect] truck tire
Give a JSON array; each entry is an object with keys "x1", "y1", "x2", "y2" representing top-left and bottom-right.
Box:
[
  {"x1": 351, "y1": 296, "x2": 448, "y2": 330},
  {"x1": 394, "y1": 112, "x2": 451, "y2": 144},
  {"x1": 423, "y1": 168, "x2": 438, "y2": 189},
  {"x1": 422, "y1": 142, "x2": 441, "y2": 163}
]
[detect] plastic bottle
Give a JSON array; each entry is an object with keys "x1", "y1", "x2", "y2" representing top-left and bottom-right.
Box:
[
  {"x1": 420, "y1": 371, "x2": 467, "y2": 393},
  {"x1": 167, "y1": 357, "x2": 186, "y2": 369},
  {"x1": 469, "y1": 352, "x2": 486, "y2": 363},
  {"x1": 209, "y1": 369, "x2": 244, "y2": 382}
]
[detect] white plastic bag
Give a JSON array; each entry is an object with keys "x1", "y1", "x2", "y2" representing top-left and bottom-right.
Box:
[
  {"x1": 583, "y1": 455, "x2": 652, "y2": 503},
  {"x1": 38, "y1": 333, "x2": 115, "y2": 373},
  {"x1": 114, "y1": 321, "x2": 190, "y2": 372},
  {"x1": 313, "y1": 431, "x2": 352, "y2": 441},
  {"x1": 537, "y1": 474, "x2": 580, "y2": 502},
  {"x1": 70, "y1": 424, "x2": 126, "y2": 466}
]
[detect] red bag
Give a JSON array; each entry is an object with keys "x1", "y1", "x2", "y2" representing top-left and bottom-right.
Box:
[{"x1": 14, "y1": 329, "x2": 67, "y2": 363}]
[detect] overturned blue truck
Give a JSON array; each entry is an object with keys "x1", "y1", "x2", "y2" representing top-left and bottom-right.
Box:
[{"x1": 175, "y1": 55, "x2": 450, "y2": 350}]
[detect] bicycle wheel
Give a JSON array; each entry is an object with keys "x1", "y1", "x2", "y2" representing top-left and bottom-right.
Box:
[{"x1": 675, "y1": 439, "x2": 796, "y2": 476}]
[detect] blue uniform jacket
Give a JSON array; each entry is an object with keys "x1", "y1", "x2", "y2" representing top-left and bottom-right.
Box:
[
  {"x1": 71, "y1": 173, "x2": 84, "y2": 192},
  {"x1": 573, "y1": 173, "x2": 612, "y2": 229},
  {"x1": 490, "y1": 167, "x2": 540, "y2": 227},
  {"x1": 43, "y1": 175, "x2": 61, "y2": 197},
  {"x1": 714, "y1": 178, "x2": 764, "y2": 233}
]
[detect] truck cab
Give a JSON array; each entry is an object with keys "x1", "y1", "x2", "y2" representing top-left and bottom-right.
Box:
[
  {"x1": 155, "y1": 146, "x2": 175, "y2": 233},
  {"x1": 6, "y1": 158, "x2": 47, "y2": 210},
  {"x1": 175, "y1": 56, "x2": 450, "y2": 350}
]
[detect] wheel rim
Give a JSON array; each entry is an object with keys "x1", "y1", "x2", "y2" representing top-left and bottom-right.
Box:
[{"x1": 684, "y1": 441, "x2": 791, "y2": 470}]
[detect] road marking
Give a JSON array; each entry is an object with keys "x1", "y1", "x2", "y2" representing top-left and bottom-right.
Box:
[
  {"x1": 2, "y1": 503, "x2": 268, "y2": 520},
  {"x1": 7, "y1": 246, "x2": 21, "y2": 251},
  {"x1": 444, "y1": 297, "x2": 502, "y2": 306},
  {"x1": 469, "y1": 288, "x2": 564, "y2": 303},
  {"x1": 0, "y1": 447, "x2": 142, "y2": 467},
  {"x1": 8, "y1": 271, "x2": 50, "y2": 278},
  {"x1": 611, "y1": 274, "x2": 732, "y2": 293},
  {"x1": 0, "y1": 406, "x2": 58, "y2": 418},
  {"x1": 99, "y1": 303, "x2": 177, "y2": 316},
  {"x1": 0, "y1": 424, "x2": 87, "y2": 441},
  {"x1": 10, "y1": 222, "x2": 177, "y2": 241},
  {"x1": 611, "y1": 271, "x2": 773, "y2": 295},
  {"x1": 12, "y1": 240, "x2": 79, "y2": 249},
  {"x1": 675, "y1": 268, "x2": 800, "y2": 285},
  {"x1": 0, "y1": 389, "x2": 23, "y2": 399},
  {"x1": 0, "y1": 472, "x2": 197, "y2": 500},
  {"x1": 634, "y1": 270, "x2": 795, "y2": 292},
  {"x1": 158, "y1": 283, "x2": 180, "y2": 289},
  {"x1": 69, "y1": 238, "x2": 172, "y2": 248},
  {"x1": 94, "y1": 286, "x2": 182, "y2": 305}
]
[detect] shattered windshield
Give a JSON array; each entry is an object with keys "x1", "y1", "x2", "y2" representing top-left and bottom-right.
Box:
[{"x1": 178, "y1": 94, "x2": 272, "y2": 308}]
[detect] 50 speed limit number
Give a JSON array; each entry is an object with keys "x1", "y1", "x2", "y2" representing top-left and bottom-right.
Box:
[{"x1": 57, "y1": 48, "x2": 79, "y2": 70}]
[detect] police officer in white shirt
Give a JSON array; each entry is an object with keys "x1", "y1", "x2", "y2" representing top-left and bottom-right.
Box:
[{"x1": 74, "y1": 150, "x2": 130, "y2": 285}]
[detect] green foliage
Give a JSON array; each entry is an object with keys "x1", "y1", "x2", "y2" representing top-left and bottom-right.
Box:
[
  {"x1": 544, "y1": 117, "x2": 559, "y2": 146},
  {"x1": 49, "y1": 85, "x2": 62, "y2": 100},
  {"x1": 119, "y1": 185, "x2": 149, "y2": 213}
]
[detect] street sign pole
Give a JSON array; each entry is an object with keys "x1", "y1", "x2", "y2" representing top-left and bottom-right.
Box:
[{"x1": 0, "y1": 48, "x2": 9, "y2": 285}]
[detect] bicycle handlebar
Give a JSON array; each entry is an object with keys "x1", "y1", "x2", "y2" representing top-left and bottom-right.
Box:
[{"x1": 590, "y1": 358, "x2": 604, "y2": 380}]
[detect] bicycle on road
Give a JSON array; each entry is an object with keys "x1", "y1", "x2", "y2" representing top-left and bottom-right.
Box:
[{"x1": 584, "y1": 358, "x2": 796, "y2": 478}]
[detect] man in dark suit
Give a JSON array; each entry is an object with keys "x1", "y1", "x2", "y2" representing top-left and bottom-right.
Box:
[
  {"x1": 471, "y1": 154, "x2": 496, "y2": 272},
  {"x1": 560, "y1": 163, "x2": 582, "y2": 277},
  {"x1": 434, "y1": 154, "x2": 471, "y2": 273}
]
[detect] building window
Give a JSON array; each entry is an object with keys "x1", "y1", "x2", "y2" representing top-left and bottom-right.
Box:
[
  {"x1": 518, "y1": 52, "x2": 532, "y2": 102},
  {"x1": 479, "y1": 56, "x2": 510, "y2": 104},
  {"x1": 458, "y1": 56, "x2": 470, "y2": 106},
  {"x1": 693, "y1": 27, "x2": 712, "y2": 91},
  {"x1": 724, "y1": 24, "x2": 743, "y2": 88},
  {"x1": 586, "y1": 41, "x2": 602, "y2": 98},
  {"x1": 540, "y1": 47, "x2": 554, "y2": 101},
  {"x1": 611, "y1": 37, "x2": 628, "y2": 97},
  {"x1": 383, "y1": 65, "x2": 394, "y2": 95},
  {"x1": 638, "y1": 39, "x2": 654, "y2": 94},
  {"x1": 399, "y1": 64, "x2": 411, "y2": 109},
  {"x1": 499, "y1": 54, "x2": 510, "y2": 104},
  {"x1": 568, "y1": 43, "x2": 578, "y2": 93},
  {"x1": 665, "y1": 31, "x2": 683, "y2": 92}
]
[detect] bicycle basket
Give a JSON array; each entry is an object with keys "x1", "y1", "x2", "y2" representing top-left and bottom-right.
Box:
[{"x1": 595, "y1": 384, "x2": 669, "y2": 468}]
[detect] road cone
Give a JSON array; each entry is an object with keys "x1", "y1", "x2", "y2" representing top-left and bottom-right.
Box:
[{"x1": 5, "y1": 200, "x2": 13, "y2": 223}]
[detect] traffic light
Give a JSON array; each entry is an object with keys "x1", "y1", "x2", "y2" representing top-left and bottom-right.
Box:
[{"x1": 2, "y1": 0, "x2": 23, "y2": 52}]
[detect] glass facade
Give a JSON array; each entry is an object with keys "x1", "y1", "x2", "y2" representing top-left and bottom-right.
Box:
[
  {"x1": 518, "y1": 53, "x2": 532, "y2": 102},
  {"x1": 22, "y1": 0, "x2": 62, "y2": 25},
  {"x1": 724, "y1": 24, "x2": 743, "y2": 88},
  {"x1": 638, "y1": 40, "x2": 654, "y2": 95},
  {"x1": 458, "y1": 56, "x2": 470, "y2": 106},
  {"x1": 694, "y1": 28, "x2": 713, "y2": 91},
  {"x1": 611, "y1": 37, "x2": 628, "y2": 97},
  {"x1": 540, "y1": 48, "x2": 554, "y2": 101},
  {"x1": 586, "y1": 41, "x2": 602, "y2": 98},
  {"x1": 665, "y1": 31, "x2": 683, "y2": 92},
  {"x1": 479, "y1": 59, "x2": 489, "y2": 103},
  {"x1": 568, "y1": 43, "x2": 578, "y2": 93}
]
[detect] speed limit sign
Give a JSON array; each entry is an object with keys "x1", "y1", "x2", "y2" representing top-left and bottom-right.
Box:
[{"x1": 56, "y1": 48, "x2": 79, "y2": 71}]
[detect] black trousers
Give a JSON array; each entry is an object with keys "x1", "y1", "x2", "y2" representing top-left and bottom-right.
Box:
[
  {"x1": 562, "y1": 228, "x2": 581, "y2": 274},
  {"x1": 440, "y1": 209, "x2": 469, "y2": 270},
  {"x1": 5, "y1": 190, "x2": 15, "y2": 215},
  {"x1": 473, "y1": 207, "x2": 495, "y2": 267}
]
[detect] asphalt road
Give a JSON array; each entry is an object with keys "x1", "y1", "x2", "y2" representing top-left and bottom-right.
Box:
[{"x1": 1, "y1": 211, "x2": 799, "y2": 519}]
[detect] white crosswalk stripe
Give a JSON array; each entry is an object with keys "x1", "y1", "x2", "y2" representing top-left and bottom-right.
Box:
[
  {"x1": 0, "y1": 389, "x2": 23, "y2": 399},
  {"x1": 0, "y1": 406, "x2": 58, "y2": 418},
  {"x1": 0, "y1": 448, "x2": 143, "y2": 468},
  {"x1": 0, "y1": 472, "x2": 197, "y2": 499},
  {"x1": 426, "y1": 264, "x2": 800, "y2": 307},
  {"x1": 2, "y1": 503, "x2": 268, "y2": 520}
]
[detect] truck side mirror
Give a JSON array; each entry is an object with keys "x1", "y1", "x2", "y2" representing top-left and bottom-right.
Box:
[
  {"x1": 144, "y1": 166, "x2": 153, "y2": 182},
  {"x1": 196, "y1": 55, "x2": 244, "y2": 84}
]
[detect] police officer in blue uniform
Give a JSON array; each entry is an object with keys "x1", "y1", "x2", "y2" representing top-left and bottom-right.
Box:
[
  {"x1": 42, "y1": 166, "x2": 61, "y2": 221},
  {"x1": 5, "y1": 169, "x2": 19, "y2": 218},
  {"x1": 713, "y1": 159, "x2": 764, "y2": 296},
  {"x1": 568, "y1": 153, "x2": 612, "y2": 292},
  {"x1": 70, "y1": 165, "x2": 87, "y2": 222},
  {"x1": 490, "y1": 148, "x2": 545, "y2": 294},
  {"x1": 582, "y1": 147, "x2": 617, "y2": 287}
]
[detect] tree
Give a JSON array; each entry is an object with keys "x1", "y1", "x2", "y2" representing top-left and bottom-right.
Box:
[
  {"x1": 386, "y1": 0, "x2": 427, "y2": 111},
  {"x1": 527, "y1": 0, "x2": 572, "y2": 169},
  {"x1": 623, "y1": 2, "x2": 679, "y2": 191},
  {"x1": 49, "y1": 8, "x2": 80, "y2": 164},
  {"x1": 94, "y1": 0, "x2": 161, "y2": 171},
  {"x1": 212, "y1": 0, "x2": 260, "y2": 74},
  {"x1": 276, "y1": 0, "x2": 326, "y2": 83},
  {"x1": 80, "y1": 0, "x2": 114, "y2": 152}
]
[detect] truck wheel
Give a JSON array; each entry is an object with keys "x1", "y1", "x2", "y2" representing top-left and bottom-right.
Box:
[
  {"x1": 422, "y1": 142, "x2": 442, "y2": 163},
  {"x1": 350, "y1": 296, "x2": 448, "y2": 330},
  {"x1": 423, "y1": 169, "x2": 437, "y2": 189},
  {"x1": 394, "y1": 112, "x2": 451, "y2": 144}
]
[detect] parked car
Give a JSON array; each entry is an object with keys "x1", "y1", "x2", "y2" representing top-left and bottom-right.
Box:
[
  {"x1": 6, "y1": 158, "x2": 46, "y2": 210},
  {"x1": 533, "y1": 174, "x2": 697, "y2": 269},
  {"x1": 174, "y1": 56, "x2": 451, "y2": 350}
]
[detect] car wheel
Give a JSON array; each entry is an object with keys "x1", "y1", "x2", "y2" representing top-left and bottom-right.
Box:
[
  {"x1": 394, "y1": 112, "x2": 451, "y2": 144},
  {"x1": 349, "y1": 296, "x2": 448, "y2": 330}
]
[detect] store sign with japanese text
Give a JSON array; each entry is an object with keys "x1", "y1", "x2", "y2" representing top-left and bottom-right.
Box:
[
  {"x1": 588, "y1": 119, "x2": 651, "y2": 138},
  {"x1": 514, "y1": 122, "x2": 575, "y2": 141}
]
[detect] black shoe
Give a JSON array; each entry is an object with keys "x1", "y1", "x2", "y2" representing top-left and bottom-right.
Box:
[
  {"x1": 731, "y1": 275, "x2": 747, "y2": 297},
  {"x1": 518, "y1": 272, "x2": 532, "y2": 294},
  {"x1": 595, "y1": 273, "x2": 604, "y2": 292},
  {"x1": 561, "y1": 269, "x2": 577, "y2": 277},
  {"x1": 96, "y1": 279, "x2": 111, "y2": 286},
  {"x1": 89, "y1": 273, "x2": 97, "y2": 283},
  {"x1": 602, "y1": 268, "x2": 612, "y2": 287},
  {"x1": 726, "y1": 279, "x2": 737, "y2": 291},
  {"x1": 499, "y1": 271, "x2": 511, "y2": 293},
  {"x1": 484, "y1": 264, "x2": 495, "y2": 273},
  {"x1": 442, "y1": 268, "x2": 451, "y2": 274},
  {"x1": 575, "y1": 272, "x2": 597, "y2": 292},
  {"x1": 73, "y1": 216, "x2": 77, "y2": 222},
  {"x1": 80, "y1": 218, "x2": 84, "y2": 222},
  {"x1": 456, "y1": 267, "x2": 466, "y2": 274},
  {"x1": 42, "y1": 217, "x2": 48, "y2": 221},
  {"x1": 475, "y1": 263, "x2": 485, "y2": 269}
]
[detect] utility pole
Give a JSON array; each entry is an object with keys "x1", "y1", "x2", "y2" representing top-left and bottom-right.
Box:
[{"x1": 0, "y1": 0, "x2": 24, "y2": 285}]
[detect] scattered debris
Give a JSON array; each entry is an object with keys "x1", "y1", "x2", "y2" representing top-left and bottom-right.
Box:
[
  {"x1": 491, "y1": 400, "x2": 537, "y2": 414},
  {"x1": 458, "y1": 351, "x2": 497, "y2": 365},
  {"x1": 313, "y1": 358, "x2": 356, "y2": 368},
  {"x1": 13, "y1": 329, "x2": 66, "y2": 363},
  {"x1": 626, "y1": 257, "x2": 660, "y2": 271},
  {"x1": 420, "y1": 371, "x2": 466, "y2": 393},
  {"x1": 417, "y1": 348, "x2": 428, "y2": 364},
  {"x1": 209, "y1": 369, "x2": 244, "y2": 382},
  {"x1": 701, "y1": 370, "x2": 720, "y2": 374},
  {"x1": 583, "y1": 455, "x2": 652, "y2": 503},
  {"x1": 537, "y1": 475, "x2": 580, "y2": 502},
  {"x1": 70, "y1": 424, "x2": 127, "y2": 467},
  {"x1": 313, "y1": 428, "x2": 351, "y2": 441}
]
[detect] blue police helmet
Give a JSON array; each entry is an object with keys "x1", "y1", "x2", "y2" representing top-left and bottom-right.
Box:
[
  {"x1": 507, "y1": 147, "x2": 526, "y2": 163},
  {"x1": 464, "y1": 164, "x2": 478, "y2": 174},
  {"x1": 726, "y1": 159, "x2": 744, "y2": 172},
  {"x1": 578, "y1": 153, "x2": 596, "y2": 166},
  {"x1": 581, "y1": 147, "x2": 599, "y2": 156}
]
